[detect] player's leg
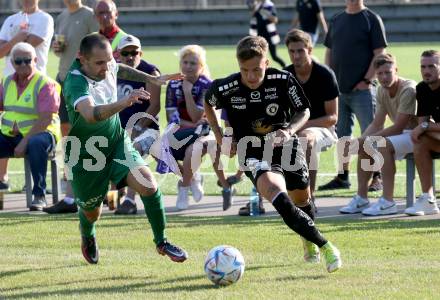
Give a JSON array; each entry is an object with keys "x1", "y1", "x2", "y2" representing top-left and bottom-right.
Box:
[{"x1": 125, "y1": 166, "x2": 188, "y2": 262}]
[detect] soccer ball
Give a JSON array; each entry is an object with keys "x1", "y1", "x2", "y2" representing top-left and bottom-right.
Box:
[{"x1": 204, "y1": 245, "x2": 245, "y2": 286}]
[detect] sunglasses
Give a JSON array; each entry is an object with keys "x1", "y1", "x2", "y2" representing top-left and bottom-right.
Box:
[
  {"x1": 14, "y1": 58, "x2": 32, "y2": 65},
  {"x1": 120, "y1": 50, "x2": 140, "y2": 57}
]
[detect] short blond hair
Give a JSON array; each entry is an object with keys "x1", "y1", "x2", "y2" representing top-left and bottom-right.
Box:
[
  {"x1": 373, "y1": 53, "x2": 397, "y2": 69},
  {"x1": 179, "y1": 44, "x2": 210, "y2": 78},
  {"x1": 236, "y1": 36, "x2": 268, "y2": 61}
]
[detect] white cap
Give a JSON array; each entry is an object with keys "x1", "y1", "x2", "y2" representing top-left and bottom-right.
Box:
[{"x1": 117, "y1": 35, "x2": 141, "y2": 50}]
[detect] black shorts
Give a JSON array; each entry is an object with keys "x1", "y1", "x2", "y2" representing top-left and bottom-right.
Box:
[
  {"x1": 170, "y1": 127, "x2": 199, "y2": 161},
  {"x1": 242, "y1": 138, "x2": 309, "y2": 191},
  {"x1": 56, "y1": 74, "x2": 70, "y2": 124}
]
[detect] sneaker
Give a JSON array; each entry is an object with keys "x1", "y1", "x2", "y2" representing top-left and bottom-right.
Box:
[
  {"x1": 81, "y1": 235, "x2": 99, "y2": 264},
  {"x1": 222, "y1": 187, "x2": 235, "y2": 211},
  {"x1": 301, "y1": 238, "x2": 320, "y2": 263},
  {"x1": 156, "y1": 240, "x2": 188, "y2": 263},
  {"x1": 339, "y1": 195, "x2": 369, "y2": 214},
  {"x1": 30, "y1": 195, "x2": 47, "y2": 211},
  {"x1": 43, "y1": 200, "x2": 78, "y2": 214},
  {"x1": 176, "y1": 181, "x2": 190, "y2": 210},
  {"x1": 190, "y1": 172, "x2": 204, "y2": 202},
  {"x1": 0, "y1": 180, "x2": 10, "y2": 191},
  {"x1": 238, "y1": 198, "x2": 266, "y2": 216},
  {"x1": 368, "y1": 176, "x2": 383, "y2": 192},
  {"x1": 404, "y1": 193, "x2": 440, "y2": 216},
  {"x1": 321, "y1": 242, "x2": 342, "y2": 273},
  {"x1": 114, "y1": 200, "x2": 137, "y2": 215},
  {"x1": 318, "y1": 176, "x2": 351, "y2": 191},
  {"x1": 362, "y1": 197, "x2": 397, "y2": 216},
  {"x1": 216, "y1": 175, "x2": 243, "y2": 187}
]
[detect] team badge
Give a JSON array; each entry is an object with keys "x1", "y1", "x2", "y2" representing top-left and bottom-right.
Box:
[{"x1": 266, "y1": 103, "x2": 279, "y2": 116}]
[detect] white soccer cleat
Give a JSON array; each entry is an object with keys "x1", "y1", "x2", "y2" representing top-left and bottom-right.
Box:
[
  {"x1": 176, "y1": 181, "x2": 190, "y2": 210},
  {"x1": 190, "y1": 172, "x2": 204, "y2": 203},
  {"x1": 404, "y1": 193, "x2": 439, "y2": 216},
  {"x1": 362, "y1": 197, "x2": 398, "y2": 216},
  {"x1": 339, "y1": 195, "x2": 369, "y2": 214},
  {"x1": 321, "y1": 242, "x2": 342, "y2": 273},
  {"x1": 301, "y1": 237, "x2": 320, "y2": 263}
]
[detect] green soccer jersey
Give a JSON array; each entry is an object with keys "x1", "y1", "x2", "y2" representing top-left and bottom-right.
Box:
[{"x1": 64, "y1": 59, "x2": 125, "y2": 163}]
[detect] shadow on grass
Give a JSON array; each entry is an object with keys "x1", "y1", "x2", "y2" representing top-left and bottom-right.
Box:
[{"x1": 275, "y1": 274, "x2": 327, "y2": 281}]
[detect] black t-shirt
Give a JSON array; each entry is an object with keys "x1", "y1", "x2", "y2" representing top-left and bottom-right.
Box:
[
  {"x1": 416, "y1": 81, "x2": 440, "y2": 122},
  {"x1": 296, "y1": 0, "x2": 322, "y2": 33},
  {"x1": 324, "y1": 9, "x2": 387, "y2": 93},
  {"x1": 284, "y1": 60, "x2": 339, "y2": 120},
  {"x1": 205, "y1": 68, "x2": 310, "y2": 140}
]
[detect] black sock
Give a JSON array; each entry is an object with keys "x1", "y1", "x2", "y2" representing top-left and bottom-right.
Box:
[
  {"x1": 272, "y1": 192, "x2": 327, "y2": 247},
  {"x1": 297, "y1": 202, "x2": 315, "y2": 221},
  {"x1": 373, "y1": 171, "x2": 381, "y2": 179},
  {"x1": 337, "y1": 170, "x2": 349, "y2": 181}
]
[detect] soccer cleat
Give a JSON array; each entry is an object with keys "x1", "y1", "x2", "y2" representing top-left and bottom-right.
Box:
[
  {"x1": 339, "y1": 195, "x2": 369, "y2": 214},
  {"x1": 176, "y1": 181, "x2": 190, "y2": 210},
  {"x1": 238, "y1": 197, "x2": 266, "y2": 216},
  {"x1": 0, "y1": 180, "x2": 10, "y2": 191},
  {"x1": 190, "y1": 172, "x2": 204, "y2": 202},
  {"x1": 362, "y1": 197, "x2": 397, "y2": 216},
  {"x1": 81, "y1": 235, "x2": 99, "y2": 264},
  {"x1": 156, "y1": 240, "x2": 188, "y2": 263},
  {"x1": 114, "y1": 200, "x2": 137, "y2": 215},
  {"x1": 43, "y1": 199, "x2": 78, "y2": 214},
  {"x1": 222, "y1": 187, "x2": 234, "y2": 211},
  {"x1": 404, "y1": 193, "x2": 439, "y2": 216},
  {"x1": 321, "y1": 242, "x2": 342, "y2": 273},
  {"x1": 30, "y1": 195, "x2": 47, "y2": 211},
  {"x1": 301, "y1": 238, "x2": 320, "y2": 263},
  {"x1": 216, "y1": 175, "x2": 243, "y2": 187},
  {"x1": 318, "y1": 176, "x2": 351, "y2": 191}
]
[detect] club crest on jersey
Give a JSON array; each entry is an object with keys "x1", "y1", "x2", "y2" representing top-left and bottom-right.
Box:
[{"x1": 266, "y1": 103, "x2": 279, "y2": 116}]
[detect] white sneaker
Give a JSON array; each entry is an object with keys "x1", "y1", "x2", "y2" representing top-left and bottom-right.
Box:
[
  {"x1": 339, "y1": 195, "x2": 370, "y2": 214},
  {"x1": 362, "y1": 197, "x2": 398, "y2": 216},
  {"x1": 176, "y1": 181, "x2": 190, "y2": 210},
  {"x1": 190, "y1": 172, "x2": 204, "y2": 203},
  {"x1": 404, "y1": 193, "x2": 439, "y2": 216}
]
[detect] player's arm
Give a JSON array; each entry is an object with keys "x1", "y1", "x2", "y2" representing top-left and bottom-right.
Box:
[
  {"x1": 0, "y1": 33, "x2": 28, "y2": 58},
  {"x1": 317, "y1": 11, "x2": 328, "y2": 35},
  {"x1": 76, "y1": 89, "x2": 150, "y2": 123},
  {"x1": 24, "y1": 34, "x2": 44, "y2": 48},
  {"x1": 372, "y1": 112, "x2": 412, "y2": 138},
  {"x1": 324, "y1": 47, "x2": 331, "y2": 67},
  {"x1": 117, "y1": 63, "x2": 183, "y2": 86},
  {"x1": 136, "y1": 70, "x2": 161, "y2": 128},
  {"x1": 354, "y1": 47, "x2": 386, "y2": 90},
  {"x1": 204, "y1": 101, "x2": 222, "y2": 145},
  {"x1": 301, "y1": 97, "x2": 337, "y2": 129}
]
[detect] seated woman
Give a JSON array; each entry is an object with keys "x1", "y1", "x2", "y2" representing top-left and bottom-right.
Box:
[{"x1": 164, "y1": 45, "x2": 232, "y2": 210}]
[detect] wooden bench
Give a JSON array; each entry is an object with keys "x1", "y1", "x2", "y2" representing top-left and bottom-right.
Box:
[
  {"x1": 405, "y1": 152, "x2": 439, "y2": 207},
  {"x1": 24, "y1": 151, "x2": 61, "y2": 208}
]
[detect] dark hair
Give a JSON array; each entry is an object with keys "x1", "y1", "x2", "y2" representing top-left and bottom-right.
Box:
[
  {"x1": 373, "y1": 53, "x2": 396, "y2": 69},
  {"x1": 79, "y1": 33, "x2": 111, "y2": 58},
  {"x1": 284, "y1": 29, "x2": 312, "y2": 49},
  {"x1": 236, "y1": 36, "x2": 268, "y2": 61},
  {"x1": 421, "y1": 50, "x2": 440, "y2": 58}
]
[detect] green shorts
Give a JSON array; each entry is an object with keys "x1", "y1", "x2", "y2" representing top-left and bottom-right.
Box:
[{"x1": 71, "y1": 135, "x2": 145, "y2": 211}]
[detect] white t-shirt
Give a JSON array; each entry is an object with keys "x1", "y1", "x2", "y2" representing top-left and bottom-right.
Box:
[{"x1": 0, "y1": 10, "x2": 54, "y2": 76}]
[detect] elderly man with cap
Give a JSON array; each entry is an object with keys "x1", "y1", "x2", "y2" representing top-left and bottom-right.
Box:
[
  {"x1": 114, "y1": 34, "x2": 161, "y2": 215},
  {"x1": 0, "y1": 42, "x2": 61, "y2": 211}
]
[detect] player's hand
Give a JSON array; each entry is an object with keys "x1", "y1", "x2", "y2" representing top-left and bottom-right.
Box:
[
  {"x1": 12, "y1": 31, "x2": 28, "y2": 44},
  {"x1": 14, "y1": 140, "x2": 27, "y2": 158},
  {"x1": 150, "y1": 73, "x2": 185, "y2": 86},
  {"x1": 52, "y1": 40, "x2": 64, "y2": 53},
  {"x1": 182, "y1": 79, "x2": 194, "y2": 94},
  {"x1": 123, "y1": 88, "x2": 150, "y2": 107},
  {"x1": 269, "y1": 129, "x2": 291, "y2": 147},
  {"x1": 411, "y1": 125, "x2": 423, "y2": 144},
  {"x1": 353, "y1": 80, "x2": 370, "y2": 91}
]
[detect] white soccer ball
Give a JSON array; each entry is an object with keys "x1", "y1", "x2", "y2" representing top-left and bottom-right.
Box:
[{"x1": 204, "y1": 245, "x2": 245, "y2": 286}]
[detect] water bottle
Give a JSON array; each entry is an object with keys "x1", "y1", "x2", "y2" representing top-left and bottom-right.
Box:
[{"x1": 249, "y1": 186, "x2": 260, "y2": 216}]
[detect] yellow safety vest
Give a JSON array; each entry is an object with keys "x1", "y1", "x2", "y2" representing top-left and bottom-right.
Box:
[
  {"x1": 1, "y1": 72, "x2": 61, "y2": 143},
  {"x1": 111, "y1": 30, "x2": 127, "y2": 51}
]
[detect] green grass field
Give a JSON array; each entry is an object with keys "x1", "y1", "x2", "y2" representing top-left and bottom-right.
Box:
[
  {"x1": 1, "y1": 43, "x2": 440, "y2": 299},
  {"x1": 2, "y1": 42, "x2": 440, "y2": 197}
]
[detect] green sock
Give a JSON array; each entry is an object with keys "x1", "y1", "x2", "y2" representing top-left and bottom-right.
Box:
[
  {"x1": 79, "y1": 208, "x2": 96, "y2": 238},
  {"x1": 141, "y1": 188, "x2": 166, "y2": 245}
]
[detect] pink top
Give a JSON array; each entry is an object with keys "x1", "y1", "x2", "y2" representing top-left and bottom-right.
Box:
[{"x1": 0, "y1": 72, "x2": 60, "y2": 113}]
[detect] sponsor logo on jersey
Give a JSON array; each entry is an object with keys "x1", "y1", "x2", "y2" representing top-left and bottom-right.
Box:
[
  {"x1": 231, "y1": 96, "x2": 246, "y2": 104},
  {"x1": 208, "y1": 94, "x2": 218, "y2": 106},
  {"x1": 288, "y1": 85, "x2": 303, "y2": 107},
  {"x1": 265, "y1": 93, "x2": 278, "y2": 100},
  {"x1": 232, "y1": 104, "x2": 246, "y2": 110},
  {"x1": 218, "y1": 80, "x2": 238, "y2": 92},
  {"x1": 250, "y1": 91, "x2": 260, "y2": 100},
  {"x1": 265, "y1": 87, "x2": 276, "y2": 93},
  {"x1": 266, "y1": 103, "x2": 279, "y2": 116},
  {"x1": 222, "y1": 86, "x2": 239, "y2": 96}
]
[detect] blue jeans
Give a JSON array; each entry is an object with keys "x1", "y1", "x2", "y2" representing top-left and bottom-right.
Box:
[
  {"x1": 336, "y1": 89, "x2": 376, "y2": 138},
  {"x1": 0, "y1": 132, "x2": 54, "y2": 197}
]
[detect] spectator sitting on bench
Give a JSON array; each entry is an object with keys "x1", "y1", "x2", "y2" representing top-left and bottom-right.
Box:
[
  {"x1": 406, "y1": 50, "x2": 440, "y2": 216},
  {"x1": 338, "y1": 53, "x2": 418, "y2": 216},
  {"x1": 0, "y1": 42, "x2": 61, "y2": 211}
]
